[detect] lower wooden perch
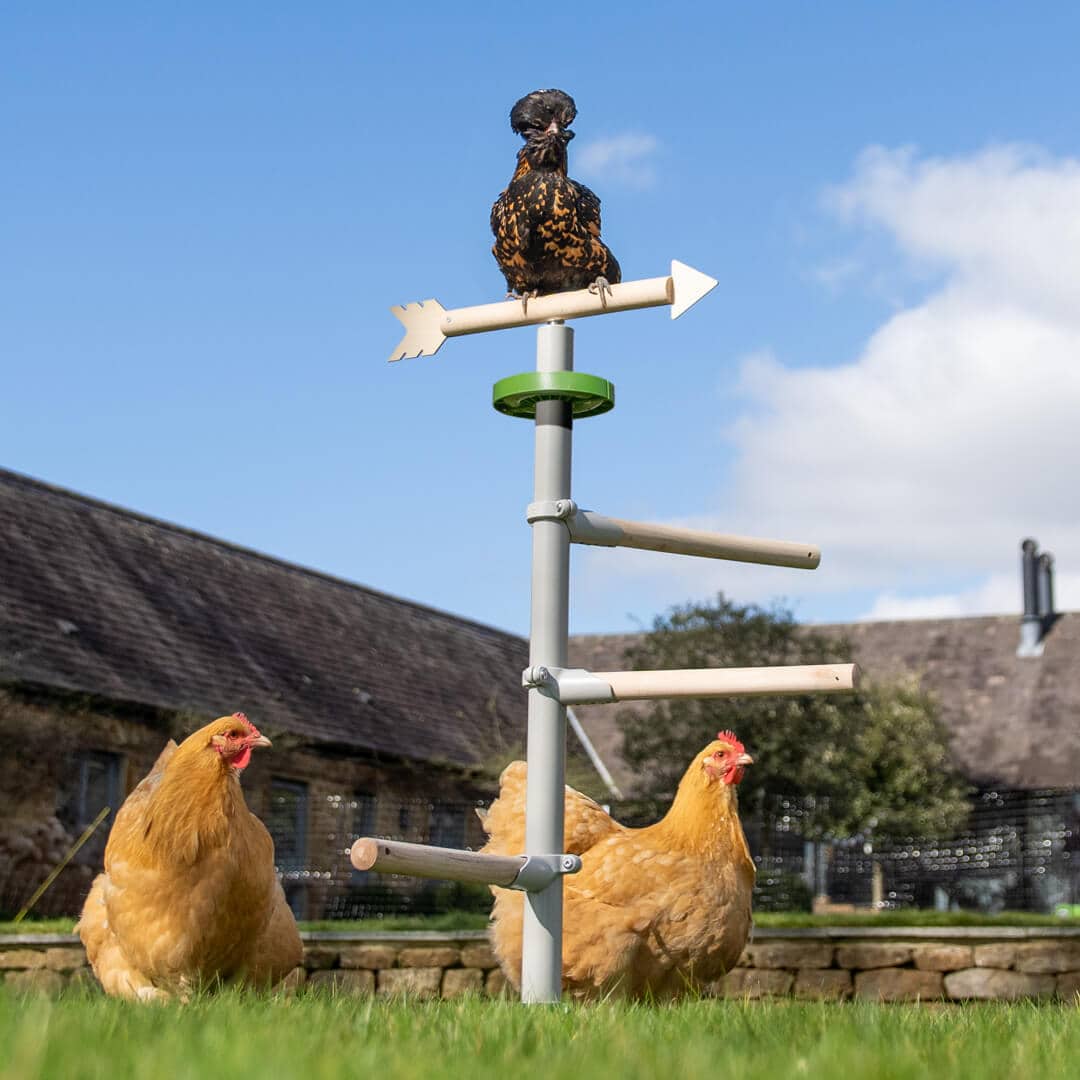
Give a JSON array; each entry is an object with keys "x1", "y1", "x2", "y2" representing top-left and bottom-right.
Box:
[{"x1": 351, "y1": 837, "x2": 526, "y2": 888}]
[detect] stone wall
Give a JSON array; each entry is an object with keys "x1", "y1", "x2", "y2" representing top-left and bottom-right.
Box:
[
  {"x1": 0, "y1": 931, "x2": 507, "y2": 999},
  {"x1": 5, "y1": 928, "x2": 1080, "y2": 1001},
  {"x1": 722, "y1": 928, "x2": 1080, "y2": 1002}
]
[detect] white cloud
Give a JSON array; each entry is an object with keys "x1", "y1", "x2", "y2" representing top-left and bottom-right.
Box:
[
  {"x1": 580, "y1": 143, "x2": 1080, "y2": 624},
  {"x1": 860, "y1": 575, "x2": 1028, "y2": 621},
  {"x1": 576, "y1": 133, "x2": 660, "y2": 189},
  {"x1": 861, "y1": 571, "x2": 1080, "y2": 623}
]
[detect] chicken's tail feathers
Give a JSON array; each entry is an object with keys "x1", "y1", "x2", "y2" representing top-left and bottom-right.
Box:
[
  {"x1": 152, "y1": 739, "x2": 179, "y2": 769},
  {"x1": 140, "y1": 740, "x2": 178, "y2": 792},
  {"x1": 498, "y1": 760, "x2": 528, "y2": 786},
  {"x1": 477, "y1": 762, "x2": 529, "y2": 853}
]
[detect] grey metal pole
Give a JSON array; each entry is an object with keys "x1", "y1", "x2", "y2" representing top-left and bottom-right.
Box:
[{"x1": 521, "y1": 320, "x2": 573, "y2": 1004}]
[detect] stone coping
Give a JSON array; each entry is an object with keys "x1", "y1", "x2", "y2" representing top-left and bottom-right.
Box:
[
  {"x1": 746, "y1": 926, "x2": 1080, "y2": 940},
  {"x1": 7, "y1": 926, "x2": 1080, "y2": 947},
  {"x1": 302, "y1": 930, "x2": 491, "y2": 943},
  {"x1": 0, "y1": 930, "x2": 490, "y2": 947}
]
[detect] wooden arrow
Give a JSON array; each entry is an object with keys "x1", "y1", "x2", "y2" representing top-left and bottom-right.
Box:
[{"x1": 388, "y1": 260, "x2": 719, "y2": 362}]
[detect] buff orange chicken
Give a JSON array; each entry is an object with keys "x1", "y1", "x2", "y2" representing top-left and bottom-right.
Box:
[
  {"x1": 479, "y1": 732, "x2": 755, "y2": 999},
  {"x1": 78, "y1": 714, "x2": 302, "y2": 1000}
]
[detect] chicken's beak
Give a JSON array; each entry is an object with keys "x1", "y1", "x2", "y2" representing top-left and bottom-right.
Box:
[
  {"x1": 736, "y1": 752, "x2": 754, "y2": 767},
  {"x1": 252, "y1": 734, "x2": 272, "y2": 748},
  {"x1": 544, "y1": 120, "x2": 560, "y2": 136}
]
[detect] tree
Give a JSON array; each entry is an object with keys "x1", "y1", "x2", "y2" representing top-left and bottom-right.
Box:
[
  {"x1": 617, "y1": 595, "x2": 970, "y2": 840},
  {"x1": 845, "y1": 677, "x2": 971, "y2": 838}
]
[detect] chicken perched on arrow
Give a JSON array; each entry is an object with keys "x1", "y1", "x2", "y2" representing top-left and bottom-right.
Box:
[{"x1": 491, "y1": 89, "x2": 621, "y2": 310}]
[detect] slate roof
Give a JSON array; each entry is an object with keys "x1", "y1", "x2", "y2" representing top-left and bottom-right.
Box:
[
  {"x1": 0, "y1": 468, "x2": 529, "y2": 770},
  {"x1": 568, "y1": 613, "x2": 1080, "y2": 793},
  {"x1": 817, "y1": 615, "x2": 1080, "y2": 790}
]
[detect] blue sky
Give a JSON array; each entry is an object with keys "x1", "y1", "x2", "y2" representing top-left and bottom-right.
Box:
[{"x1": 5, "y1": 4, "x2": 1080, "y2": 635}]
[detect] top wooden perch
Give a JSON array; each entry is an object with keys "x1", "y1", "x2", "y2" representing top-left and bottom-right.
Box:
[{"x1": 387, "y1": 260, "x2": 719, "y2": 362}]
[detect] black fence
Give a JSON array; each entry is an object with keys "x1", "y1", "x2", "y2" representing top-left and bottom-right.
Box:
[
  {"x1": 247, "y1": 784, "x2": 1080, "y2": 917},
  {"x1": 6, "y1": 788, "x2": 1080, "y2": 921},
  {"x1": 807, "y1": 788, "x2": 1080, "y2": 914}
]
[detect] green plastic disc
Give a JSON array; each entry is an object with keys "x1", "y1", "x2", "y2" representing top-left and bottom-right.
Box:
[{"x1": 492, "y1": 371, "x2": 615, "y2": 419}]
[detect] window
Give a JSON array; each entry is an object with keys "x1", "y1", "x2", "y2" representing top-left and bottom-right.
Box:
[
  {"x1": 65, "y1": 751, "x2": 122, "y2": 865},
  {"x1": 350, "y1": 791, "x2": 378, "y2": 884},
  {"x1": 430, "y1": 802, "x2": 466, "y2": 850},
  {"x1": 351, "y1": 791, "x2": 377, "y2": 839},
  {"x1": 75, "y1": 752, "x2": 122, "y2": 830},
  {"x1": 266, "y1": 779, "x2": 308, "y2": 918}
]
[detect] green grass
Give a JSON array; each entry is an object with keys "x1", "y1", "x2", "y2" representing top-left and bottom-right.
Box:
[
  {"x1": 0, "y1": 919, "x2": 76, "y2": 936},
  {"x1": 6, "y1": 909, "x2": 1080, "y2": 938},
  {"x1": 754, "y1": 910, "x2": 1080, "y2": 928},
  {"x1": 2, "y1": 990, "x2": 1080, "y2": 1080},
  {"x1": 0, "y1": 912, "x2": 492, "y2": 937}
]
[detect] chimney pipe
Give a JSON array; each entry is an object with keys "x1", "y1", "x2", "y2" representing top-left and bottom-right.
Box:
[
  {"x1": 1018, "y1": 538, "x2": 1043, "y2": 657},
  {"x1": 1038, "y1": 551, "x2": 1056, "y2": 628}
]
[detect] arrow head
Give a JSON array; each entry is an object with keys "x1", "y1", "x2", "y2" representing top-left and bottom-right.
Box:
[
  {"x1": 670, "y1": 260, "x2": 719, "y2": 320},
  {"x1": 387, "y1": 298, "x2": 448, "y2": 362}
]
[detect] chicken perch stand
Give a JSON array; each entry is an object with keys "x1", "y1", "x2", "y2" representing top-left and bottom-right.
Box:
[{"x1": 353, "y1": 262, "x2": 858, "y2": 1004}]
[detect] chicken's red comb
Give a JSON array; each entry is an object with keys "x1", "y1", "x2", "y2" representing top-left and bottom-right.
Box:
[
  {"x1": 716, "y1": 730, "x2": 745, "y2": 753},
  {"x1": 233, "y1": 712, "x2": 259, "y2": 735}
]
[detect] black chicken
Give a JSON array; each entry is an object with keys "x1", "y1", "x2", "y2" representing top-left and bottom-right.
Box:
[{"x1": 490, "y1": 89, "x2": 621, "y2": 309}]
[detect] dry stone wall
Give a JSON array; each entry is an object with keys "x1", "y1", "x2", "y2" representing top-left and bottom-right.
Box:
[
  {"x1": 5, "y1": 928, "x2": 1080, "y2": 1002},
  {"x1": 719, "y1": 930, "x2": 1080, "y2": 1002},
  {"x1": 0, "y1": 931, "x2": 508, "y2": 999}
]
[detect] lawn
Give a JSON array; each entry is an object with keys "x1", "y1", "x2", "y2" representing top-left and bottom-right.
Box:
[
  {"x1": 0, "y1": 912, "x2": 492, "y2": 937},
  {"x1": 6, "y1": 909, "x2": 1080, "y2": 937},
  {"x1": 2, "y1": 990, "x2": 1080, "y2": 1080}
]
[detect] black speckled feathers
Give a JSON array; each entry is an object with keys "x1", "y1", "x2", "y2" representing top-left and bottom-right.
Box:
[{"x1": 490, "y1": 89, "x2": 621, "y2": 297}]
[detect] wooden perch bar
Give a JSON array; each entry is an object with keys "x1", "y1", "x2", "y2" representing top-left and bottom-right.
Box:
[
  {"x1": 597, "y1": 663, "x2": 860, "y2": 701},
  {"x1": 567, "y1": 510, "x2": 821, "y2": 569},
  {"x1": 350, "y1": 837, "x2": 527, "y2": 887},
  {"x1": 387, "y1": 262, "x2": 719, "y2": 361},
  {"x1": 441, "y1": 275, "x2": 672, "y2": 336}
]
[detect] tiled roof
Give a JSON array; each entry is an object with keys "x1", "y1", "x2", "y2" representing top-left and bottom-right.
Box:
[
  {"x1": 817, "y1": 614, "x2": 1080, "y2": 789},
  {"x1": 568, "y1": 613, "x2": 1080, "y2": 792},
  {"x1": 0, "y1": 468, "x2": 529, "y2": 770}
]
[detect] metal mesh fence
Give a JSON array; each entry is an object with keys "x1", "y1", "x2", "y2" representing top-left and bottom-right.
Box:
[
  {"x1": 6, "y1": 787, "x2": 1080, "y2": 921},
  {"x1": 816, "y1": 788, "x2": 1080, "y2": 913},
  {"x1": 284, "y1": 791, "x2": 494, "y2": 922}
]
